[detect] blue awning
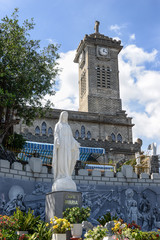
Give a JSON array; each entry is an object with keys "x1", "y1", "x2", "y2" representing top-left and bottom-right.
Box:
[
  {"x1": 85, "y1": 164, "x2": 114, "y2": 170},
  {"x1": 79, "y1": 146, "x2": 105, "y2": 162},
  {"x1": 80, "y1": 146, "x2": 105, "y2": 154},
  {"x1": 20, "y1": 141, "x2": 105, "y2": 164}
]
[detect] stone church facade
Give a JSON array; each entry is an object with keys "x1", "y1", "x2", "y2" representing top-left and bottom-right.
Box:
[{"x1": 14, "y1": 21, "x2": 141, "y2": 162}]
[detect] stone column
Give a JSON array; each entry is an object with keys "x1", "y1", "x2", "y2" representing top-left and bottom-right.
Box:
[{"x1": 150, "y1": 155, "x2": 159, "y2": 174}]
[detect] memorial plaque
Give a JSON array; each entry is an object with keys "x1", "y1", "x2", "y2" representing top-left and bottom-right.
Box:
[{"x1": 64, "y1": 193, "x2": 80, "y2": 209}]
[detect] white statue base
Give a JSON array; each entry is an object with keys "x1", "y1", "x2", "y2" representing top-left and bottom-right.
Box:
[{"x1": 52, "y1": 177, "x2": 77, "y2": 192}]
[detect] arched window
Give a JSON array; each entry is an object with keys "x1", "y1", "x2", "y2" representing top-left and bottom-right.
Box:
[
  {"x1": 117, "y1": 133, "x2": 122, "y2": 142},
  {"x1": 75, "y1": 130, "x2": 79, "y2": 139},
  {"x1": 87, "y1": 131, "x2": 91, "y2": 139},
  {"x1": 48, "y1": 127, "x2": 53, "y2": 136},
  {"x1": 81, "y1": 126, "x2": 85, "y2": 138},
  {"x1": 111, "y1": 133, "x2": 116, "y2": 142},
  {"x1": 35, "y1": 126, "x2": 40, "y2": 135},
  {"x1": 41, "y1": 122, "x2": 47, "y2": 135}
]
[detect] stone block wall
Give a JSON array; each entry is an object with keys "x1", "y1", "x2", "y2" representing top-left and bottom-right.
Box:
[
  {"x1": 88, "y1": 95, "x2": 122, "y2": 115},
  {"x1": 0, "y1": 159, "x2": 53, "y2": 183},
  {"x1": 1, "y1": 160, "x2": 160, "y2": 232},
  {"x1": 1, "y1": 159, "x2": 160, "y2": 187},
  {"x1": 73, "y1": 167, "x2": 160, "y2": 187}
]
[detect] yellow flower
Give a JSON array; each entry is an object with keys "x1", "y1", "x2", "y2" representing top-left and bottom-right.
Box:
[
  {"x1": 53, "y1": 225, "x2": 58, "y2": 229},
  {"x1": 46, "y1": 223, "x2": 49, "y2": 227}
]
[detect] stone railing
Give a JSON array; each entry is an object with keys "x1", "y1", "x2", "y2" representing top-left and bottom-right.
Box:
[
  {"x1": 1, "y1": 159, "x2": 160, "y2": 187},
  {"x1": 0, "y1": 159, "x2": 53, "y2": 183}
]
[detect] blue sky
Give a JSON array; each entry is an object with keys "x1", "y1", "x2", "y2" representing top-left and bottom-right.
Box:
[
  {"x1": 1, "y1": 0, "x2": 160, "y2": 154},
  {"x1": 1, "y1": 0, "x2": 160, "y2": 53}
]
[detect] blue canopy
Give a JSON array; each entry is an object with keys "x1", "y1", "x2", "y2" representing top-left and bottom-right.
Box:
[{"x1": 19, "y1": 141, "x2": 105, "y2": 164}]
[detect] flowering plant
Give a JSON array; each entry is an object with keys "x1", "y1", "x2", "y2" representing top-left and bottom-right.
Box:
[
  {"x1": 63, "y1": 207, "x2": 90, "y2": 223},
  {"x1": 0, "y1": 214, "x2": 21, "y2": 240},
  {"x1": 18, "y1": 234, "x2": 29, "y2": 240},
  {"x1": 0, "y1": 214, "x2": 19, "y2": 231},
  {"x1": 112, "y1": 220, "x2": 128, "y2": 239},
  {"x1": 127, "y1": 221, "x2": 141, "y2": 230},
  {"x1": 50, "y1": 216, "x2": 71, "y2": 234},
  {"x1": 112, "y1": 220, "x2": 160, "y2": 240},
  {"x1": 130, "y1": 229, "x2": 160, "y2": 240},
  {"x1": 84, "y1": 225, "x2": 107, "y2": 240}
]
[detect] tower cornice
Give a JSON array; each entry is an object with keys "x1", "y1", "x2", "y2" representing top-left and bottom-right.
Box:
[{"x1": 74, "y1": 33, "x2": 123, "y2": 63}]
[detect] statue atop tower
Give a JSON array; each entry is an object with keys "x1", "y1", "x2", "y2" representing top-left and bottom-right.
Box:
[{"x1": 94, "y1": 20, "x2": 100, "y2": 34}]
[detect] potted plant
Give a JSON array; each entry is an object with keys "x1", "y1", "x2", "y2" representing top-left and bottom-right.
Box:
[
  {"x1": 29, "y1": 221, "x2": 53, "y2": 240},
  {"x1": 84, "y1": 225, "x2": 107, "y2": 240},
  {"x1": 63, "y1": 207, "x2": 90, "y2": 238},
  {"x1": 50, "y1": 216, "x2": 71, "y2": 240},
  {"x1": 13, "y1": 208, "x2": 40, "y2": 235}
]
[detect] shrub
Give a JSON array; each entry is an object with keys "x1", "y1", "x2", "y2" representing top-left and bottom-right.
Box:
[
  {"x1": 97, "y1": 212, "x2": 118, "y2": 226},
  {"x1": 63, "y1": 207, "x2": 90, "y2": 224},
  {"x1": 28, "y1": 222, "x2": 52, "y2": 240},
  {"x1": 84, "y1": 225, "x2": 107, "y2": 240},
  {"x1": 13, "y1": 208, "x2": 40, "y2": 234},
  {"x1": 6, "y1": 133, "x2": 26, "y2": 150}
]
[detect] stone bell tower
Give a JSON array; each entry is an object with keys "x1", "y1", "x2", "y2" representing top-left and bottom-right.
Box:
[{"x1": 74, "y1": 21, "x2": 123, "y2": 114}]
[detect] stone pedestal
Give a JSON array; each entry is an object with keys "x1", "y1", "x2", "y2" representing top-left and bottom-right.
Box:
[
  {"x1": 150, "y1": 155, "x2": 159, "y2": 174},
  {"x1": 45, "y1": 191, "x2": 82, "y2": 222}
]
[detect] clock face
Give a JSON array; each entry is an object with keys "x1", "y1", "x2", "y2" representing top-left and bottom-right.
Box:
[{"x1": 99, "y1": 47, "x2": 108, "y2": 56}]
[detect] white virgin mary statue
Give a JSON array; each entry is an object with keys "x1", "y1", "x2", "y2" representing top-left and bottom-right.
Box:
[{"x1": 52, "y1": 111, "x2": 80, "y2": 192}]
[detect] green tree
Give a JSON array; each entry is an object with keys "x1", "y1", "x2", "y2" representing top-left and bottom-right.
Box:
[{"x1": 0, "y1": 8, "x2": 59, "y2": 144}]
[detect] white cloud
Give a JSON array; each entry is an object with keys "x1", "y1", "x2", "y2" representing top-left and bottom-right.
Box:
[
  {"x1": 129, "y1": 34, "x2": 135, "y2": 40},
  {"x1": 119, "y1": 45, "x2": 160, "y2": 151},
  {"x1": 45, "y1": 50, "x2": 79, "y2": 111},
  {"x1": 110, "y1": 24, "x2": 121, "y2": 35},
  {"x1": 112, "y1": 37, "x2": 121, "y2": 42},
  {"x1": 46, "y1": 38, "x2": 59, "y2": 46},
  {"x1": 110, "y1": 24, "x2": 126, "y2": 35},
  {"x1": 110, "y1": 24, "x2": 121, "y2": 31},
  {"x1": 121, "y1": 45, "x2": 158, "y2": 65}
]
